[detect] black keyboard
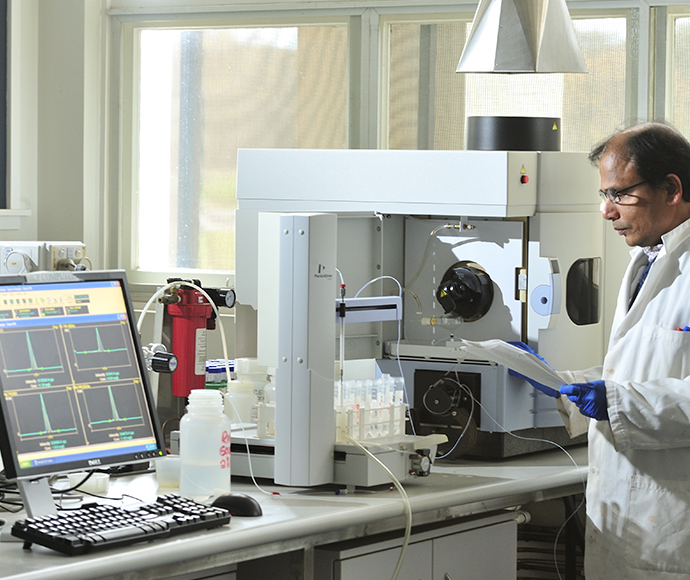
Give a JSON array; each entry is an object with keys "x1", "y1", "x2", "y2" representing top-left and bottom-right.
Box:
[{"x1": 11, "y1": 493, "x2": 231, "y2": 555}]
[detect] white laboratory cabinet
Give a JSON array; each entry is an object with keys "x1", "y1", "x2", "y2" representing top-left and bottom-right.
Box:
[
  {"x1": 169, "y1": 565, "x2": 237, "y2": 580},
  {"x1": 314, "y1": 513, "x2": 520, "y2": 580}
]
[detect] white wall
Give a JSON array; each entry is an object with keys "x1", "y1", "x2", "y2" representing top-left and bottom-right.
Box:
[
  {"x1": 4, "y1": 0, "x2": 104, "y2": 265},
  {"x1": 1, "y1": 0, "x2": 38, "y2": 239}
]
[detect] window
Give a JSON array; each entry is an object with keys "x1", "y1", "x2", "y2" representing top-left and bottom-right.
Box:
[
  {"x1": 383, "y1": 14, "x2": 629, "y2": 152},
  {"x1": 566, "y1": 257, "x2": 601, "y2": 326},
  {"x1": 128, "y1": 21, "x2": 348, "y2": 284},
  {"x1": 116, "y1": 4, "x2": 643, "y2": 289},
  {"x1": 668, "y1": 9, "x2": 690, "y2": 135}
]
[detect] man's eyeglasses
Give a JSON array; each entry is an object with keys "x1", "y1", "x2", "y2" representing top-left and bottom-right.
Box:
[{"x1": 598, "y1": 180, "x2": 648, "y2": 205}]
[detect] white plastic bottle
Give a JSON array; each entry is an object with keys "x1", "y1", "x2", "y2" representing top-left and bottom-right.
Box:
[
  {"x1": 224, "y1": 380, "x2": 256, "y2": 424},
  {"x1": 263, "y1": 373, "x2": 276, "y2": 404},
  {"x1": 179, "y1": 389, "x2": 232, "y2": 499}
]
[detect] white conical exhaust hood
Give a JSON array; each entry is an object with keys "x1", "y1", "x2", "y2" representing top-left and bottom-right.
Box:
[{"x1": 456, "y1": 0, "x2": 588, "y2": 73}]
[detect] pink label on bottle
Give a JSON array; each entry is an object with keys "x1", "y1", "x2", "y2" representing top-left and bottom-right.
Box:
[{"x1": 220, "y1": 430, "x2": 231, "y2": 469}]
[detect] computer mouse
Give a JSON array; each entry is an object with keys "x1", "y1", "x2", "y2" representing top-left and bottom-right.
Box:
[{"x1": 211, "y1": 492, "x2": 263, "y2": 517}]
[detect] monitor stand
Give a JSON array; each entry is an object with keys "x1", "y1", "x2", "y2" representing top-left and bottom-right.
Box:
[
  {"x1": 18, "y1": 477, "x2": 57, "y2": 517},
  {"x1": 0, "y1": 478, "x2": 57, "y2": 543}
]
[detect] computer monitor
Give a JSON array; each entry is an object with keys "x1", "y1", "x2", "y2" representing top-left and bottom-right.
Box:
[{"x1": 0, "y1": 270, "x2": 166, "y2": 516}]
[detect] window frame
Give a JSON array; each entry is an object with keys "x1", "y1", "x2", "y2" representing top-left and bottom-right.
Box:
[
  {"x1": 377, "y1": 5, "x2": 642, "y2": 151},
  {"x1": 377, "y1": 10, "x2": 476, "y2": 150},
  {"x1": 661, "y1": 6, "x2": 690, "y2": 126},
  {"x1": 107, "y1": 1, "x2": 651, "y2": 298},
  {"x1": 110, "y1": 9, "x2": 360, "y2": 294}
]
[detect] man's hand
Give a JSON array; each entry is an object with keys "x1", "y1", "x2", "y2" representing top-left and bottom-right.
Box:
[
  {"x1": 507, "y1": 341, "x2": 560, "y2": 398},
  {"x1": 560, "y1": 381, "x2": 608, "y2": 421}
]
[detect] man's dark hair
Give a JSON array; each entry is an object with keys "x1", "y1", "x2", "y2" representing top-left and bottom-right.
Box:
[{"x1": 589, "y1": 122, "x2": 690, "y2": 202}]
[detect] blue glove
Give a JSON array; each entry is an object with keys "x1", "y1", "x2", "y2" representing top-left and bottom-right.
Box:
[
  {"x1": 507, "y1": 341, "x2": 560, "y2": 398},
  {"x1": 560, "y1": 381, "x2": 608, "y2": 421},
  {"x1": 508, "y1": 341, "x2": 549, "y2": 366}
]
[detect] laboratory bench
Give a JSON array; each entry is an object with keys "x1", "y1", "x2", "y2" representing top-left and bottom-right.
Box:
[{"x1": 0, "y1": 445, "x2": 587, "y2": 580}]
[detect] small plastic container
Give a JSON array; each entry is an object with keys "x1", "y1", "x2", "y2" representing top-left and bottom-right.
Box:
[
  {"x1": 205, "y1": 359, "x2": 234, "y2": 389},
  {"x1": 224, "y1": 380, "x2": 256, "y2": 424},
  {"x1": 68, "y1": 472, "x2": 109, "y2": 494},
  {"x1": 235, "y1": 358, "x2": 268, "y2": 392},
  {"x1": 155, "y1": 455, "x2": 181, "y2": 488},
  {"x1": 179, "y1": 389, "x2": 232, "y2": 499}
]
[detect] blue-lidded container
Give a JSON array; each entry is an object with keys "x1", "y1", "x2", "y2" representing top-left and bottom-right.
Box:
[{"x1": 205, "y1": 359, "x2": 235, "y2": 389}]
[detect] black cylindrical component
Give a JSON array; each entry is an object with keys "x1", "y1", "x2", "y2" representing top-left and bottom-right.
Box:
[
  {"x1": 466, "y1": 116, "x2": 561, "y2": 151},
  {"x1": 151, "y1": 351, "x2": 179, "y2": 374},
  {"x1": 436, "y1": 264, "x2": 494, "y2": 321},
  {"x1": 204, "y1": 287, "x2": 237, "y2": 309}
]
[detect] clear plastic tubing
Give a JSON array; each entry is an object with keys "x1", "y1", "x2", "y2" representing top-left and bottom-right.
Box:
[{"x1": 179, "y1": 389, "x2": 232, "y2": 499}]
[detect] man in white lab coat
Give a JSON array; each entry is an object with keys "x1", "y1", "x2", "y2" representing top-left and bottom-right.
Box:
[{"x1": 529, "y1": 122, "x2": 690, "y2": 578}]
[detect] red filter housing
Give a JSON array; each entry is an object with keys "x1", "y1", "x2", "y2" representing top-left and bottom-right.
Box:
[{"x1": 166, "y1": 287, "x2": 214, "y2": 397}]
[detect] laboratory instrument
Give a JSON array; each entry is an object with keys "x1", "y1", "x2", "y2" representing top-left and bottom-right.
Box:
[
  {"x1": 233, "y1": 211, "x2": 442, "y2": 486},
  {"x1": 234, "y1": 118, "x2": 628, "y2": 475},
  {"x1": 151, "y1": 279, "x2": 236, "y2": 435},
  {"x1": 164, "y1": 282, "x2": 215, "y2": 397}
]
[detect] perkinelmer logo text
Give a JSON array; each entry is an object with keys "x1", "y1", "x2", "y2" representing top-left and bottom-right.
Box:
[{"x1": 315, "y1": 264, "x2": 333, "y2": 279}]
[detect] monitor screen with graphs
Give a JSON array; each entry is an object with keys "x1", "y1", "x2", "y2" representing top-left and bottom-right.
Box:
[{"x1": 0, "y1": 270, "x2": 165, "y2": 481}]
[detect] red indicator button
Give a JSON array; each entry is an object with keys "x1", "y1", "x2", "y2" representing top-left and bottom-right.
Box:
[{"x1": 520, "y1": 175, "x2": 529, "y2": 184}]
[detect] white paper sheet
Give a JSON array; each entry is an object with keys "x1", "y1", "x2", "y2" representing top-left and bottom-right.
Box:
[{"x1": 458, "y1": 339, "x2": 565, "y2": 395}]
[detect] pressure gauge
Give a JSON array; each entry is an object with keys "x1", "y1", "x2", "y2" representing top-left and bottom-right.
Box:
[
  {"x1": 220, "y1": 288, "x2": 236, "y2": 308},
  {"x1": 202, "y1": 287, "x2": 237, "y2": 309}
]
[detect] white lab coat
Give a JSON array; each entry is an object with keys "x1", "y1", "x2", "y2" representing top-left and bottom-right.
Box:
[{"x1": 556, "y1": 217, "x2": 690, "y2": 579}]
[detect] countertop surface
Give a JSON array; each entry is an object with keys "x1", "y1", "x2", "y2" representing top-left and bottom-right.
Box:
[{"x1": 0, "y1": 445, "x2": 587, "y2": 580}]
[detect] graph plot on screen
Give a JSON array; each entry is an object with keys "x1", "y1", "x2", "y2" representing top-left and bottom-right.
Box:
[
  {"x1": 0, "y1": 328, "x2": 65, "y2": 377},
  {"x1": 78, "y1": 383, "x2": 146, "y2": 432},
  {"x1": 10, "y1": 389, "x2": 78, "y2": 441},
  {"x1": 66, "y1": 322, "x2": 132, "y2": 371}
]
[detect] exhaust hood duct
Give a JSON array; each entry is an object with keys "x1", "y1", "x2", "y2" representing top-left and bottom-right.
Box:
[{"x1": 456, "y1": 0, "x2": 588, "y2": 73}]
